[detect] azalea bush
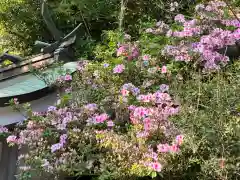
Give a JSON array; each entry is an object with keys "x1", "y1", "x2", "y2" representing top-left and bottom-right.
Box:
[
  {"x1": 6, "y1": 69, "x2": 183, "y2": 180},
  {"x1": 150, "y1": 0, "x2": 240, "y2": 72},
  {"x1": 2, "y1": 1, "x2": 240, "y2": 180},
  {"x1": 5, "y1": 25, "x2": 183, "y2": 179}
]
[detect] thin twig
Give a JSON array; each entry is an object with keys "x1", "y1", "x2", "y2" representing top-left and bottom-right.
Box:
[
  {"x1": 223, "y1": 0, "x2": 240, "y2": 23},
  {"x1": 79, "y1": 10, "x2": 91, "y2": 37}
]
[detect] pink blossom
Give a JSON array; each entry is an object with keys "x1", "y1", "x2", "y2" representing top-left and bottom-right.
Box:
[
  {"x1": 133, "y1": 107, "x2": 149, "y2": 118},
  {"x1": 95, "y1": 130, "x2": 107, "y2": 134},
  {"x1": 27, "y1": 121, "x2": 35, "y2": 129},
  {"x1": 142, "y1": 54, "x2": 150, "y2": 61},
  {"x1": 161, "y1": 66, "x2": 167, "y2": 74},
  {"x1": 94, "y1": 113, "x2": 109, "y2": 124},
  {"x1": 0, "y1": 126, "x2": 8, "y2": 133},
  {"x1": 6, "y1": 135, "x2": 18, "y2": 144},
  {"x1": 129, "y1": 46, "x2": 140, "y2": 60},
  {"x1": 157, "y1": 144, "x2": 170, "y2": 153},
  {"x1": 64, "y1": 74, "x2": 72, "y2": 81},
  {"x1": 137, "y1": 94, "x2": 153, "y2": 103},
  {"x1": 107, "y1": 121, "x2": 115, "y2": 127},
  {"x1": 143, "y1": 117, "x2": 151, "y2": 124},
  {"x1": 136, "y1": 131, "x2": 149, "y2": 138},
  {"x1": 77, "y1": 60, "x2": 88, "y2": 72},
  {"x1": 84, "y1": 103, "x2": 98, "y2": 111},
  {"x1": 113, "y1": 64, "x2": 125, "y2": 74},
  {"x1": 176, "y1": 135, "x2": 184, "y2": 145},
  {"x1": 149, "y1": 162, "x2": 162, "y2": 172},
  {"x1": 174, "y1": 14, "x2": 185, "y2": 23},
  {"x1": 154, "y1": 92, "x2": 171, "y2": 103},
  {"x1": 205, "y1": 5, "x2": 212, "y2": 11},
  {"x1": 169, "y1": 144, "x2": 180, "y2": 153},
  {"x1": 151, "y1": 152, "x2": 158, "y2": 161},
  {"x1": 145, "y1": 150, "x2": 159, "y2": 161},
  {"x1": 117, "y1": 46, "x2": 127, "y2": 56},
  {"x1": 121, "y1": 89, "x2": 129, "y2": 96},
  {"x1": 13, "y1": 98, "x2": 19, "y2": 105},
  {"x1": 128, "y1": 105, "x2": 136, "y2": 111},
  {"x1": 65, "y1": 87, "x2": 72, "y2": 93},
  {"x1": 143, "y1": 118, "x2": 151, "y2": 131}
]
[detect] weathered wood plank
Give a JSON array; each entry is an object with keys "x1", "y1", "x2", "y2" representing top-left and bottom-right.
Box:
[{"x1": 0, "y1": 53, "x2": 54, "y2": 81}]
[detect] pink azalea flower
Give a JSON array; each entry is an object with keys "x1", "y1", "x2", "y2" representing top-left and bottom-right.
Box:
[
  {"x1": 157, "y1": 143, "x2": 170, "y2": 153},
  {"x1": 144, "y1": 122, "x2": 151, "y2": 131},
  {"x1": 176, "y1": 135, "x2": 184, "y2": 145},
  {"x1": 117, "y1": 46, "x2": 127, "y2": 57},
  {"x1": 95, "y1": 113, "x2": 109, "y2": 123},
  {"x1": 137, "y1": 94, "x2": 154, "y2": 103},
  {"x1": 0, "y1": 126, "x2": 8, "y2": 133},
  {"x1": 113, "y1": 64, "x2": 125, "y2": 74},
  {"x1": 128, "y1": 105, "x2": 136, "y2": 111},
  {"x1": 27, "y1": 121, "x2": 34, "y2": 129},
  {"x1": 121, "y1": 89, "x2": 129, "y2": 96},
  {"x1": 150, "y1": 162, "x2": 162, "y2": 172},
  {"x1": 65, "y1": 87, "x2": 72, "y2": 93},
  {"x1": 64, "y1": 74, "x2": 72, "y2": 81},
  {"x1": 13, "y1": 98, "x2": 19, "y2": 105},
  {"x1": 84, "y1": 103, "x2": 98, "y2": 111},
  {"x1": 174, "y1": 14, "x2": 185, "y2": 23},
  {"x1": 151, "y1": 152, "x2": 159, "y2": 161},
  {"x1": 136, "y1": 131, "x2": 149, "y2": 138},
  {"x1": 133, "y1": 107, "x2": 149, "y2": 118},
  {"x1": 161, "y1": 66, "x2": 167, "y2": 74},
  {"x1": 143, "y1": 117, "x2": 151, "y2": 124},
  {"x1": 142, "y1": 54, "x2": 150, "y2": 61},
  {"x1": 6, "y1": 135, "x2": 18, "y2": 144},
  {"x1": 169, "y1": 144, "x2": 180, "y2": 153},
  {"x1": 107, "y1": 121, "x2": 115, "y2": 127}
]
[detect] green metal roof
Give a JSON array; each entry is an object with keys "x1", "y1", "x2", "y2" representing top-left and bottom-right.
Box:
[{"x1": 0, "y1": 62, "x2": 77, "y2": 98}]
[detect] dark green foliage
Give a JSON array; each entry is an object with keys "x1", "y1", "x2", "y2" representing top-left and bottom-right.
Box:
[
  {"x1": 167, "y1": 62, "x2": 240, "y2": 180},
  {"x1": 0, "y1": 0, "x2": 44, "y2": 54},
  {"x1": 0, "y1": 0, "x2": 198, "y2": 57}
]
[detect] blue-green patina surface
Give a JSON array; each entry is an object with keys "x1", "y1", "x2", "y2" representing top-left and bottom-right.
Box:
[{"x1": 0, "y1": 62, "x2": 77, "y2": 98}]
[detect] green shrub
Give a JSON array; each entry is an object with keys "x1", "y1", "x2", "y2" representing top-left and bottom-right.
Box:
[{"x1": 0, "y1": 0, "x2": 199, "y2": 56}]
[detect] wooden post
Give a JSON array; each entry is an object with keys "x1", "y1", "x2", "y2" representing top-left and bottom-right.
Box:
[{"x1": 0, "y1": 138, "x2": 18, "y2": 180}]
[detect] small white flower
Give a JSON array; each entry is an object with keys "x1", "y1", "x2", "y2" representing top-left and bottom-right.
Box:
[{"x1": 170, "y1": 2, "x2": 179, "y2": 11}]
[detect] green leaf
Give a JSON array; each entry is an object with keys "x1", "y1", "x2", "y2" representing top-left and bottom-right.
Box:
[{"x1": 151, "y1": 171, "x2": 157, "y2": 178}]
